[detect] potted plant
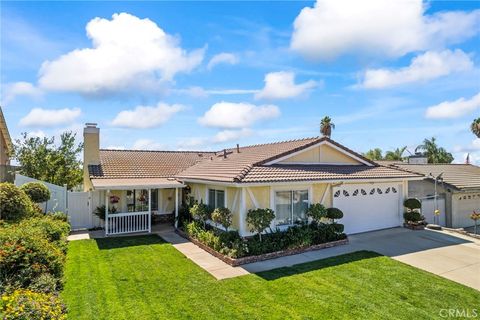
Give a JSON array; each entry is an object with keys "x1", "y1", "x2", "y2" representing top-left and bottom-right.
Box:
[
  {"x1": 470, "y1": 211, "x2": 480, "y2": 235},
  {"x1": 403, "y1": 198, "x2": 426, "y2": 230}
]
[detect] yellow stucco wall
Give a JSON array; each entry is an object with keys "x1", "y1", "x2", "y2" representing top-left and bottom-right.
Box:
[
  {"x1": 159, "y1": 188, "x2": 175, "y2": 213},
  {"x1": 279, "y1": 144, "x2": 360, "y2": 165},
  {"x1": 83, "y1": 129, "x2": 100, "y2": 191},
  {"x1": 246, "y1": 186, "x2": 270, "y2": 210},
  {"x1": 0, "y1": 133, "x2": 8, "y2": 165},
  {"x1": 312, "y1": 183, "x2": 332, "y2": 207}
]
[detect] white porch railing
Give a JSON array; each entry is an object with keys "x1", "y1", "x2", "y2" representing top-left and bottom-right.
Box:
[{"x1": 106, "y1": 211, "x2": 150, "y2": 236}]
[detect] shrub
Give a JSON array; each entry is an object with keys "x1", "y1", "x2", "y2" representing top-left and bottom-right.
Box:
[
  {"x1": 19, "y1": 216, "x2": 71, "y2": 251},
  {"x1": 0, "y1": 183, "x2": 34, "y2": 221},
  {"x1": 93, "y1": 205, "x2": 117, "y2": 221},
  {"x1": 0, "y1": 289, "x2": 67, "y2": 320},
  {"x1": 48, "y1": 212, "x2": 68, "y2": 222},
  {"x1": 211, "y1": 207, "x2": 233, "y2": 231},
  {"x1": 246, "y1": 208, "x2": 275, "y2": 241},
  {"x1": 20, "y1": 182, "x2": 51, "y2": 204},
  {"x1": 326, "y1": 207, "x2": 344, "y2": 221},
  {"x1": 306, "y1": 203, "x2": 327, "y2": 222},
  {"x1": 0, "y1": 225, "x2": 65, "y2": 291},
  {"x1": 403, "y1": 211, "x2": 423, "y2": 223},
  {"x1": 332, "y1": 223, "x2": 344, "y2": 233},
  {"x1": 404, "y1": 198, "x2": 421, "y2": 210},
  {"x1": 29, "y1": 273, "x2": 59, "y2": 293},
  {"x1": 189, "y1": 202, "x2": 212, "y2": 226}
]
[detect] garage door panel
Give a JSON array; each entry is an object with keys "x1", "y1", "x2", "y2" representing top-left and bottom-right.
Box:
[{"x1": 333, "y1": 183, "x2": 402, "y2": 234}]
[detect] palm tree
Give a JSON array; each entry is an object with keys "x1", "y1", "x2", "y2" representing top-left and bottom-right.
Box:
[
  {"x1": 385, "y1": 146, "x2": 407, "y2": 161},
  {"x1": 320, "y1": 116, "x2": 335, "y2": 138},
  {"x1": 471, "y1": 118, "x2": 480, "y2": 138},
  {"x1": 416, "y1": 137, "x2": 453, "y2": 164}
]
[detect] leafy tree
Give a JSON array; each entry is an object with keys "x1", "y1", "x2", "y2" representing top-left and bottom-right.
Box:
[
  {"x1": 471, "y1": 118, "x2": 480, "y2": 138},
  {"x1": 14, "y1": 132, "x2": 83, "y2": 190},
  {"x1": 320, "y1": 116, "x2": 335, "y2": 138},
  {"x1": 189, "y1": 202, "x2": 212, "y2": 227},
  {"x1": 385, "y1": 146, "x2": 407, "y2": 161},
  {"x1": 211, "y1": 207, "x2": 233, "y2": 231},
  {"x1": 246, "y1": 208, "x2": 275, "y2": 241},
  {"x1": 415, "y1": 137, "x2": 453, "y2": 164},
  {"x1": 363, "y1": 148, "x2": 383, "y2": 161},
  {"x1": 20, "y1": 182, "x2": 51, "y2": 203},
  {"x1": 306, "y1": 203, "x2": 327, "y2": 222}
]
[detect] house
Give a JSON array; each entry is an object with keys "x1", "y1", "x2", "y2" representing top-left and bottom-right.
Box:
[
  {"x1": 380, "y1": 161, "x2": 480, "y2": 229},
  {"x1": 0, "y1": 106, "x2": 14, "y2": 182},
  {"x1": 83, "y1": 123, "x2": 423, "y2": 236}
]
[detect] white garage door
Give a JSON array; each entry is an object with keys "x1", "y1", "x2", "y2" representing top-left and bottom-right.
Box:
[
  {"x1": 453, "y1": 193, "x2": 480, "y2": 228},
  {"x1": 333, "y1": 183, "x2": 402, "y2": 234}
]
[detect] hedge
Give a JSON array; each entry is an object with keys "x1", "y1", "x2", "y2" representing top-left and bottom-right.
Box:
[{"x1": 0, "y1": 183, "x2": 35, "y2": 221}]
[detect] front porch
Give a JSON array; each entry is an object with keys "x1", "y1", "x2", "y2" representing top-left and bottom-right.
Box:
[{"x1": 91, "y1": 178, "x2": 185, "y2": 236}]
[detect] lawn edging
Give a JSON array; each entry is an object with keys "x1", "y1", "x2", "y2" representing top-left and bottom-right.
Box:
[{"x1": 176, "y1": 229, "x2": 349, "y2": 266}]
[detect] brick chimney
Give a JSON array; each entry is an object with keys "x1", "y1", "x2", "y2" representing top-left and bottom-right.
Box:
[{"x1": 83, "y1": 123, "x2": 100, "y2": 191}]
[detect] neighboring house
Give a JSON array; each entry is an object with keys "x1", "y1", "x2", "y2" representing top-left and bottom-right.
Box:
[
  {"x1": 83, "y1": 123, "x2": 423, "y2": 236},
  {"x1": 0, "y1": 106, "x2": 15, "y2": 182},
  {"x1": 380, "y1": 161, "x2": 480, "y2": 229}
]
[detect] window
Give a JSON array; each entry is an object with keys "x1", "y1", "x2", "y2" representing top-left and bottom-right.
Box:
[
  {"x1": 208, "y1": 189, "x2": 225, "y2": 208},
  {"x1": 274, "y1": 190, "x2": 308, "y2": 225},
  {"x1": 151, "y1": 189, "x2": 158, "y2": 211}
]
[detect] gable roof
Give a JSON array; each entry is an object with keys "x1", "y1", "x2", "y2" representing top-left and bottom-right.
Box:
[
  {"x1": 384, "y1": 163, "x2": 480, "y2": 191},
  {"x1": 88, "y1": 149, "x2": 213, "y2": 179},
  {"x1": 176, "y1": 137, "x2": 421, "y2": 183},
  {"x1": 0, "y1": 106, "x2": 13, "y2": 154}
]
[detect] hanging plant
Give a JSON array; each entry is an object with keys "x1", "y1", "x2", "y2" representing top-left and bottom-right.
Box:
[{"x1": 110, "y1": 195, "x2": 120, "y2": 204}]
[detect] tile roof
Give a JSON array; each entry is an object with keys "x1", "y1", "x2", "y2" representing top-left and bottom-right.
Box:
[
  {"x1": 88, "y1": 137, "x2": 422, "y2": 184},
  {"x1": 89, "y1": 149, "x2": 212, "y2": 179},
  {"x1": 240, "y1": 165, "x2": 423, "y2": 183},
  {"x1": 386, "y1": 163, "x2": 480, "y2": 191},
  {"x1": 176, "y1": 137, "x2": 420, "y2": 183}
]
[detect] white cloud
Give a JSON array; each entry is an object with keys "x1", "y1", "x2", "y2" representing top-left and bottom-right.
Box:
[
  {"x1": 291, "y1": 0, "x2": 480, "y2": 60},
  {"x1": 132, "y1": 139, "x2": 164, "y2": 150},
  {"x1": 38, "y1": 13, "x2": 204, "y2": 95},
  {"x1": 213, "y1": 128, "x2": 253, "y2": 143},
  {"x1": 198, "y1": 101, "x2": 280, "y2": 129},
  {"x1": 19, "y1": 108, "x2": 81, "y2": 127},
  {"x1": 111, "y1": 103, "x2": 184, "y2": 128},
  {"x1": 105, "y1": 145, "x2": 126, "y2": 150},
  {"x1": 255, "y1": 71, "x2": 317, "y2": 100},
  {"x1": 207, "y1": 53, "x2": 238, "y2": 70},
  {"x1": 425, "y1": 92, "x2": 480, "y2": 119},
  {"x1": 2, "y1": 82, "x2": 43, "y2": 105},
  {"x1": 361, "y1": 50, "x2": 473, "y2": 89}
]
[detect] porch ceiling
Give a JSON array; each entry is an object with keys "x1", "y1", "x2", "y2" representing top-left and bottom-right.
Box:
[{"x1": 91, "y1": 178, "x2": 185, "y2": 190}]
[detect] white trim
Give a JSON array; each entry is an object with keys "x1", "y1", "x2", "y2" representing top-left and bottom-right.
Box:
[
  {"x1": 148, "y1": 188, "x2": 151, "y2": 233},
  {"x1": 240, "y1": 188, "x2": 246, "y2": 236},
  {"x1": 94, "y1": 183, "x2": 185, "y2": 190},
  {"x1": 206, "y1": 186, "x2": 228, "y2": 208},
  {"x1": 246, "y1": 187, "x2": 259, "y2": 209},
  {"x1": 232, "y1": 189, "x2": 239, "y2": 212},
  {"x1": 270, "y1": 185, "x2": 312, "y2": 227},
  {"x1": 174, "y1": 188, "x2": 179, "y2": 229},
  {"x1": 263, "y1": 140, "x2": 373, "y2": 166},
  {"x1": 320, "y1": 184, "x2": 330, "y2": 205}
]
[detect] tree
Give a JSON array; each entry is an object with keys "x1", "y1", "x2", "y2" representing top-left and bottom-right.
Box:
[
  {"x1": 20, "y1": 182, "x2": 51, "y2": 203},
  {"x1": 320, "y1": 116, "x2": 335, "y2": 138},
  {"x1": 363, "y1": 148, "x2": 383, "y2": 161},
  {"x1": 189, "y1": 202, "x2": 212, "y2": 228},
  {"x1": 471, "y1": 118, "x2": 480, "y2": 138},
  {"x1": 306, "y1": 203, "x2": 327, "y2": 222},
  {"x1": 246, "y1": 208, "x2": 275, "y2": 241},
  {"x1": 415, "y1": 137, "x2": 453, "y2": 164},
  {"x1": 385, "y1": 146, "x2": 407, "y2": 161},
  {"x1": 14, "y1": 132, "x2": 83, "y2": 190},
  {"x1": 211, "y1": 207, "x2": 233, "y2": 231}
]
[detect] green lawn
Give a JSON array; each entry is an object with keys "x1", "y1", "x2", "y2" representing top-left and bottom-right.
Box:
[{"x1": 63, "y1": 235, "x2": 479, "y2": 320}]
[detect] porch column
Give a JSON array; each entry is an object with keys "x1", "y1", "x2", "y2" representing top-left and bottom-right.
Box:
[
  {"x1": 105, "y1": 190, "x2": 109, "y2": 236},
  {"x1": 148, "y1": 188, "x2": 152, "y2": 233},
  {"x1": 174, "y1": 187, "x2": 179, "y2": 229}
]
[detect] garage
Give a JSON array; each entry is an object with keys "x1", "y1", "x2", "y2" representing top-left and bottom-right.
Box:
[
  {"x1": 452, "y1": 192, "x2": 480, "y2": 228},
  {"x1": 333, "y1": 183, "x2": 403, "y2": 234}
]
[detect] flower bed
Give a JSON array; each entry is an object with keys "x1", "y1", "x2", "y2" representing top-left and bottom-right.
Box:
[{"x1": 179, "y1": 221, "x2": 348, "y2": 266}]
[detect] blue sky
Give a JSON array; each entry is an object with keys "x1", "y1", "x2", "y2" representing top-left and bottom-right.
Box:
[{"x1": 1, "y1": 1, "x2": 479, "y2": 163}]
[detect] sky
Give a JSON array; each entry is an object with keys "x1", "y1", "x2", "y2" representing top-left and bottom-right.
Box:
[{"x1": 1, "y1": 0, "x2": 479, "y2": 164}]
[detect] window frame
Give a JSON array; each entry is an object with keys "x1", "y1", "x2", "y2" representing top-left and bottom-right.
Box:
[
  {"x1": 270, "y1": 185, "x2": 312, "y2": 227},
  {"x1": 207, "y1": 188, "x2": 227, "y2": 209}
]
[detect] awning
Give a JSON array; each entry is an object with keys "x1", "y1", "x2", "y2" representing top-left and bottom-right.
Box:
[{"x1": 91, "y1": 178, "x2": 185, "y2": 190}]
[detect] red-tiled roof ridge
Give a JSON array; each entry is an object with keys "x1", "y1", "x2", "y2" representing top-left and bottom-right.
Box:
[
  {"x1": 100, "y1": 149, "x2": 213, "y2": 154},
  {"x1": 229, "y1": 136, "x2": 319, "y2": 151}
]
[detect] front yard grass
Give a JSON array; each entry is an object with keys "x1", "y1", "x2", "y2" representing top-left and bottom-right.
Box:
[{"x1": 63, "y1": 235, "x2": 479, "y2": 319}]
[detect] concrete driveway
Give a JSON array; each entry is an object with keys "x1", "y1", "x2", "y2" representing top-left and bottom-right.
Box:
[{"x1": 243, "y1": 228, "x2": 480, "y2": 291}]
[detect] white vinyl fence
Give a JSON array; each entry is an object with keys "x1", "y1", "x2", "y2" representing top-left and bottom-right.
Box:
[
  {"x1": 106, "y1": 211, "x2": 150, "y2": 236},
  {"x1": 421, "y1": 197, "x2": 446, "y2": 226},
  {"x1": 15, "y1": 174, "x2": 67, "y2": 213}
]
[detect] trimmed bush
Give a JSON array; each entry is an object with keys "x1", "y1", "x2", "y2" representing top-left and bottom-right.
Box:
[
  {"x1": 246, "y1": 208, "x2": 275, "y2": 241},
  {"x1": 0, "y1": 224, "x2": 65, "y2": 291},
  {"x1": 20, "y1": 182, "x2": 51, "y2": 204},
  {"x1": 332, "y1": 223, "x2": 344, "y2": 233},
  {"x1": 403, "y1": 211, "x2": 423, "y2": 223},
  {"x1": 0, "y1": 182, "x2": 34, "y2": 221},
  {"x1": 404, "y1": 198, "x2": 421, "y2": 210},
  {"x1": 211, "y1": 207, "x2": 233, "y2": 231},
  {"x1": 189, "y1": 202, "x2": 212, "y2": 227},
  {"x1": 326, "y1": 207, "x2": 344, "y2": 221},
  {"x1": 48, "y1": 212, "x2": 68, "y2": 222},
  {"x1": 19, "y1": 216, "x2": 71, "y2": 251},
  {"x1": 0, "y1": 289, "x2": 67, "y2": 320},
  {"x1": 306, "y1": 203, "x2": 327, "y2": 222}
]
